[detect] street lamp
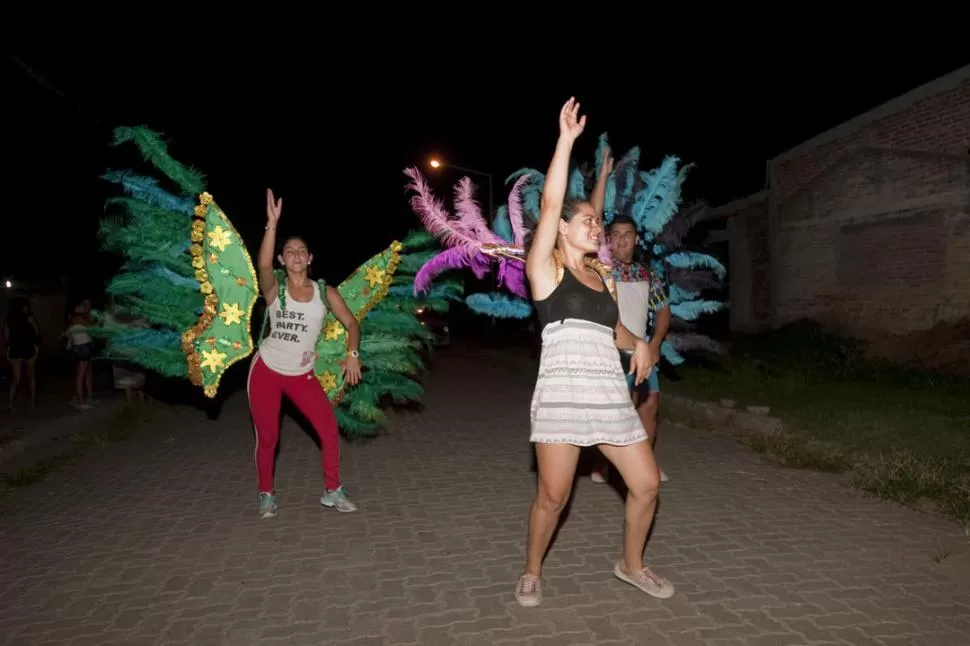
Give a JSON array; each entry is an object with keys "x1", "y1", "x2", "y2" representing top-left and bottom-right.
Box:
[
  {"x1": 428, "y1": 158, "x2": 494, "y2": 222},
  {"x1": 3, "y1": 280, "x2": 11, "y2": 289}
]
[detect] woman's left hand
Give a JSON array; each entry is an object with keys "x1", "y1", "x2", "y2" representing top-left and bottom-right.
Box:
[
  {"x1": 342, "y1": 355, "x2": 362, "y2": 385},
  {"x1": 628, "y1": 340, "x2": 654, "y2": 386}
]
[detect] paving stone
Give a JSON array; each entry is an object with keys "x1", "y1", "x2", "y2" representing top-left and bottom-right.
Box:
[{"x1": 2, "y1": 346, "x2": 969, "y2": 645}]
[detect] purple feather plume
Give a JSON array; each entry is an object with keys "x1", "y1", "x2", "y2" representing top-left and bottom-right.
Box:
[
  {"x1": 497, "y1": 259, "x2": 528, "y2": 298},
  {"x1": 667, "y1": 332, "x2": 725, "y2": 355},
  {"x1": 656, "y1": 200, "x2": 709, "y2": 249},
  {"x1": 414, "y1": 247, "x2": 478, "y2": 295},
  {"x1": 667, "y1": 268, "x2": 721, "y2": 292}
]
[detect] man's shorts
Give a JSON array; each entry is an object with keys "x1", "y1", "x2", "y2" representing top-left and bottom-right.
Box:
[{"x1": 619, "y1": 350, "x2": 660, "y2": 395}]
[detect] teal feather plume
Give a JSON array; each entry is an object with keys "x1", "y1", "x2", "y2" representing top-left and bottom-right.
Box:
[
  {"x1": 102, "y1": 171, "x2": 195, "y2": 215},
  {"x1": 668, "y1": 284, "x2": 698, "y2": 305},
  {"x1": 491, "y1": 204, "x2": 514, "y2": 242},
  {"x1": 465, "y1": 293, "x2": 533, "y2": 319},
  {"x1": 665, "y1": 251, "x2": 727, "y2": 279},
  {"x1": 660, "y1": 340, "x2": 686, "y2": 365},
  {"x1": 671, "y1": 299, "x2": 726, "y2": 321},
  {"x1": 567, "y1": 166, "x2": 587, "y2": 199}
]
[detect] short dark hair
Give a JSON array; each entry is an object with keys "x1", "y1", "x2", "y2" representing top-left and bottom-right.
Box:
[{"x1": 607, "y1": 215, "x2": 636, "y2": 233}]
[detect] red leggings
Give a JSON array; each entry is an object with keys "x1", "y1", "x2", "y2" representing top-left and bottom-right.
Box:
[{"x1": 247, "y1": 354, "x2": 341, "y2": 493}]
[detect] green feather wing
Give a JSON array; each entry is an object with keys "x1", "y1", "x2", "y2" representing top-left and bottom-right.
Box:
[
  {"x1": 315, "y1": 232, "x2": 462, "y2": 439},
  {"x1": 183, "y1": 193, "x2": 260, "y2": 398},
  {"x1": 313, "y1": 241, "x2": 403, "y2": 403}
]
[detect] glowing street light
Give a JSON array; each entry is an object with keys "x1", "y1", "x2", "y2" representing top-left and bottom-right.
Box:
[
  {"x1": 429, "y1": 159, "x2": 441, "y2": 169},
  {"x1": 3, "y1": 280, "x2": 11, "y2": 289}
]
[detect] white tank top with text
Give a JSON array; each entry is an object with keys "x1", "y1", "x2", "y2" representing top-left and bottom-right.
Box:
[{"x1": 258, "y1": 282, "x2": 327, "y2": 376}]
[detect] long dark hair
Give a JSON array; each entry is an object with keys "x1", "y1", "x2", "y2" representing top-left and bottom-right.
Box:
[{"x1": 522, "y1": 198, "x2": 590, "y2": 256}]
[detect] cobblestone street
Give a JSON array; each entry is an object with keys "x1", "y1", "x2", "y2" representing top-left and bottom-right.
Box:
[{"x1": 2, "y1": 346, "x2": 969, "y2": 645}]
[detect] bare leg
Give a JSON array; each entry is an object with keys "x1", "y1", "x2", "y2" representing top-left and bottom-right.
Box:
[
  {"x1": 74, "y1": 361, "x2": 87, "y2": 404},
  {"x1": 636, "y1": 391, "x2": 666, "y2": 480},
  {"x1": 8, "y1": 360, "x2": 22, "y2": 410},
  {"x1": 637, "y1": 392, "x2": 659, "y2": 448},
  {"x1": 25, "y1": 358, "x2": 37, "y2": 408},
  {"x1": 599, "y1": 440, "x2": 674, "y2": 598},
  {"x1": 84, "y1": 363, "x2": 94, "y2": 401},
  {"x1": 598, "y1": 441, "x2": 660, "y2": 574},
  {"x1": 516, "y1": 443, "x2": 580, "y2": 607},
  {"x1": 526, "y1": 443, "x2": 580, "y2": 574}
]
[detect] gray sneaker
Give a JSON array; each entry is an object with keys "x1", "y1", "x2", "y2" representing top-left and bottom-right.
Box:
[
  {"x1": 514, "y1": 574, "x2": 542, "y2": 607},
  {"x1": 613, "y1": 562, "x2": 675, "y2": 599},
  {"x1": 258, "y1": 492, "x2": 278, "y2": 519},
  {"x1": 320, "y1": 486, "x2": 357, "y2": 513}
]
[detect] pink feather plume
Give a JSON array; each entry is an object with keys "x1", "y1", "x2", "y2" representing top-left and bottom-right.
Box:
[
  {"x1": 507, "y1": 174, "x2": 531, "y2": 246},
  {"x1": 404, "y1": 167, "x2": 481, "y2": 254},
  {"x1": 452, "y1": 177, "x2": 502, "y2": 244}
]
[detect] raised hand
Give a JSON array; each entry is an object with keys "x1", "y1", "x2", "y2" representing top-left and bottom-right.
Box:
[
  {"x1": 559, "y1": 97, "x2": 586, "y2": 141},
  {"x1": 266, "y1": 188, "x2": 282, "y2": 225}
]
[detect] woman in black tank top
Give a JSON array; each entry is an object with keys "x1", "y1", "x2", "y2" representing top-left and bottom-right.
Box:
[{"x1": 513, "y1": 98, "x2": 674, "y2": 608}]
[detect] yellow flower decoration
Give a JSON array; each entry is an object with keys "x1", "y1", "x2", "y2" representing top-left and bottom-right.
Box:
[
  {"x1": 207, "y1": 225, "x2": 232, "y2": 252},
  {"x1": 324, "y1": 319, "x2": 344, "y2": 341},
  {"x1": 219, "y1": 302, "x2": 244, "y2": 326},
  {"x1": 200, "y1": 348, "x2": 227, "y2": 372},
  {"x1": 321, "y1": 371, "x2": 338, "y2": 391},
  {"x1": 364, "y1": 265, "x2": 385, "y2": 287}
]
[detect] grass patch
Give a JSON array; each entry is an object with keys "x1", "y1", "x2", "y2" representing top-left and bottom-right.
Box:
[
  {"x1": 0, "y1": 403, "x2": 154, "y2": 502},
  {"x1": 665, "y1": 320, "x2": 970, "y2": 528}
]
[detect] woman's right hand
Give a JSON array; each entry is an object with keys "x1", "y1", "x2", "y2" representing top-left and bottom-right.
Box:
[
  {"x1": 559, "y1": 97, "x2": 586, "y2": 141},
  {"x1": 266, "y1": 188, "x2": 282, "y2": 226}
]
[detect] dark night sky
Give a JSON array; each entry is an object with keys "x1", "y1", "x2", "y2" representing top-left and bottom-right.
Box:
[{"x1": 4, "y1": 50, "x2": 967, "y2": 293}]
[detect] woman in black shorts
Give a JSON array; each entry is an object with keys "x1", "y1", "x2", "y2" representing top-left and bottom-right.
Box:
[{"x1": 3, "y1": 297, "x2": 40, "y2": 410}]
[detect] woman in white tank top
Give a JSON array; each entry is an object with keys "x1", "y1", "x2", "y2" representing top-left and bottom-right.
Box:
[{"x1": 247, "y1": 188, "x2": 363, "y2": 519}]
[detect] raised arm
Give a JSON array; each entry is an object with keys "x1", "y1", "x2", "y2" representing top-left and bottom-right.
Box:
[
  {"x1": 258, "y1": 188, "x2": 282, "y2": 303},
  {"x1": 590, "y1": 146, "x2": 613, "y2": 220},
  {"x1": 525, "y1": 98, "x2": 586, "y2": 299}
]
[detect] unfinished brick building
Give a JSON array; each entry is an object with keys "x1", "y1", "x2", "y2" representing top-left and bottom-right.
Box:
[{"x1": 715, "y1": 65, "x2": 970, "y2": 353}]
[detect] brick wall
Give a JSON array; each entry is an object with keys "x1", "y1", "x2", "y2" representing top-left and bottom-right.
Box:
[
  {"x1": 717, "y1": 66, "x2": 970, "y2": 345},
  {"x1": 773, "y1": 75, "x2": 970, "y2": 198},
  {"x1": 771, "y1": 139, "x2": 970, "y2": 338},
  {"x1": 726, "y1": 194, "x2": 771, "y2": 332}
]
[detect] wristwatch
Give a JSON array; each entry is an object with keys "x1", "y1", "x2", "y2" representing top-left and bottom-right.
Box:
[{"x1": 348, "y1": 350, "x2": 359, "y2": 358}]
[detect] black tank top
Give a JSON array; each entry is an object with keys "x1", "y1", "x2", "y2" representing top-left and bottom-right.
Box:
[{"x1": 534, "y1": 267, "x2": 619, "y2": 330}]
